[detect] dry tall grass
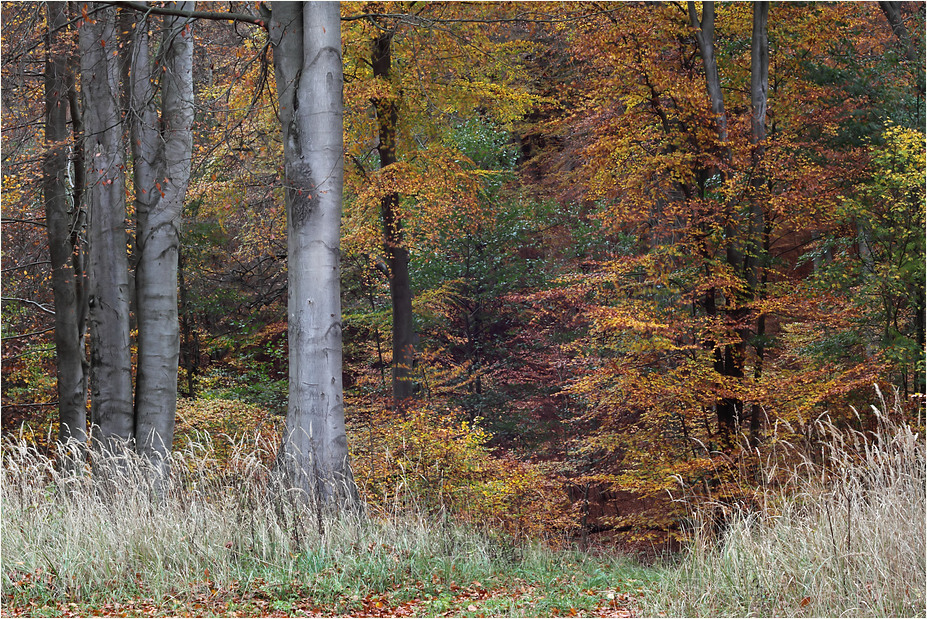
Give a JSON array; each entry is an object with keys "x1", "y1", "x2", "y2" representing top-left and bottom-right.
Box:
[
  {"x1": 3, "y1": 389, "x2": 924, "y2": 617},
  {"x1": 1, "y1": 433, "x2": 509, "y2": 606},
  {"x1": 644, "y1": 389, "x2": 926, "y2": 617},
  {"x1": 2, "y1": 430, "x2": 651, "y2": 616}
]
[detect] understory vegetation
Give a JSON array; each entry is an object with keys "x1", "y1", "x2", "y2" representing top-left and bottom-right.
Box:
[
  {"x1": 3, "y1": 391, "x2": 923, "y2": 617},
  {"x1": 648, "y1": 390, "x2": 926, "y2": 617},
  {"x1": 1, "y1": 426, "x2": 652, "y2": 618}
]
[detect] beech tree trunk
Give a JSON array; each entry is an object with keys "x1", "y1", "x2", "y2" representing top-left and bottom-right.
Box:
[
  {"x1": 81, "y1": 3, "x2": 134, "y2": 449},
  {"x1": 131, "y1": 2, "x2": 195, "y2": 468},
  {"x1": 268, "y1": 1, "x2": 358, "y2": 507},
  {"x1": 44, "y1": 1, "x2": 88, "y2": 446},
  {"x1": 750, "y1": 3, "x2": 769, "y2": 156},
  {"x1": 688, "y1": 1, "x2": 726, "y2": 143},
  {"x1": 748, "y1": 2, "x2": 769, "y2": 445},
  {"x1": 689, "y1": 0, "x2": 742, "y2": 439},
  {"x1": 879, "y1": 1, "x2": 922, "y2": 68},
  {"x1": 371, "y1": 30, "x2": 417, "y2": 403}
]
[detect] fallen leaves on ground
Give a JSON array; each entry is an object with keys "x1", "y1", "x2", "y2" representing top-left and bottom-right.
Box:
[{"x1": 2, "y1": 578, "x2": 638, "y2": 617}]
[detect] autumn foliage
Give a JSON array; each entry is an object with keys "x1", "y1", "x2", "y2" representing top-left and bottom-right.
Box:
[{"x1": 2, "y1": 0, "x2": 925, "y2": 552}]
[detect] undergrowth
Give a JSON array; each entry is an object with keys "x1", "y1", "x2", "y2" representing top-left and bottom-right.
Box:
[
  {"x1": 639, "y1": 388, "x2": 926, "y2": 617},
  {"x1": 0, "y1": 431, "x2": 647, "y2": 617},
  {"x1": 2, "y1": 390, "x2": 923, "y2": 617}
]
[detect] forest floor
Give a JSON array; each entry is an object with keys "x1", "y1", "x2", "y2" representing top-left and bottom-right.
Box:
[
  {"x1": 2, "y1": 552, "x2": 657, "y2": 617},
  {"x1": 1, "y1": 588, "x2": 641, "y2": 618}
]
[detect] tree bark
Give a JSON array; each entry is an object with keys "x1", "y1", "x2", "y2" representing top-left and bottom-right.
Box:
[
  {"x1": 688, "y1": 1, "x2": 726, "y2": 143},
  {"x1": 45, "y1": 1, "x2": 88, "y2": 446},
  {"x1": 178, "y1": 247, "x2": 198, "y2": 398},
  {"x1": 689, "y1": 1, "x2": 743, "y2": 440},
  {"x1": 879, "y1": 2, "x2": 917, "y2": 62},
  {"x1": 371, "y1": 30, "x2": 417, "y2": 403},
  {"x1": 81, "y1": 3, "x2": 134, "y2": 449},
  {"x1": 131, "y1": 2, "x2": 195, "y2": 469},
  {"x1": 878, "y1": 1, "x2": 925, "y2": 98},
  {"x1": 750, "y1": 2, "x2": 769, "y2": 168},
  {"x1": 269, "y1": 1, "x2": 358, "y2": 508},
  {"x1": 748, "y1": 1, "x2": 769, "y2": 445}
]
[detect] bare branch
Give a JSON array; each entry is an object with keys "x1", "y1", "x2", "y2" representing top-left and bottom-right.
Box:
[
  {"x1": 107, "y1": 1, "x2": 266, "y2": 27},
  {"x1": 341, "y1": 8, "x2": 622, "y2": 26},
  {"x1": 1, "y1": 327, "x2": 55, "y2": 341},
  {"x1": 2, "y1": 297, "x2": 55, "y2": 315},
  {"x1": 2, "y1": 261, "x2": 51, "y2": 273},
  {"x1": 1, "y1": 218, "x2": 47, "y2": 228}
]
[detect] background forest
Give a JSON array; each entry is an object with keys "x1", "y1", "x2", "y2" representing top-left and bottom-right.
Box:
[{"x1": 1, "y1": 1, "x2": 925, "y2": 617}]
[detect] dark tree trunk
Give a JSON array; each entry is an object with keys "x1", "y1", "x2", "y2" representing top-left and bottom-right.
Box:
[
  {"x1": 371, "y1": 30, "x2": 417, "y2": 403},
  {"x1": 689, "y1": 0, "x2": 745, "y2": 442},
  {"x1": 44, "y1": 1, "x2": 88, "y2": 446},
  {"x1": 178, "y1": 248, "x2": 197, "y2": 398}
]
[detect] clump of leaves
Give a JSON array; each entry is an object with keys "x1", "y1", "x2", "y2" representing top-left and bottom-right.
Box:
[
  {"x1": 350, "y1": 403, "x2": 578, "y2": 538},
  {"x1": 171, "y1": 396, "x2": 578, "y2": 538},
  {"x1": 174, "y1": 398, "x2": 281, "y2": 467}
]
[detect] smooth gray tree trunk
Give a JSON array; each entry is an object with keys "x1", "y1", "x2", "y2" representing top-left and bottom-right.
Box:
[
  {"x1": 747, "y1": 1, "x2": 769, "y2": 293},
  {"x1": 750, "y1": 3, "x2": 769, "y2": 152},
  {"x1": 688, "y1": 1, "x2": 727, "y2": 143},
  {"x1": 45, "y1": 1, "x2": 88, "y2": 447},
  {"x1": 131, "y1": 2, "x2": 195, "y2": 469},
  {"x1": 748, "y1": 1, "x2": 769, "y2": 445},
  {"x1": 269, "y1": 1, "x2": 358, "y2": 508},
  {"x1": 81, "y1": 3, "x2": 134, "y2": 449}
]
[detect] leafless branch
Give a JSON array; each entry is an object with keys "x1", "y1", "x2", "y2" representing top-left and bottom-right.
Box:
[
  {"x1": 1, "y1": 218, "x2": 47, "y2": 228},
  {"x1": 1, "y1": 327, "x2": 55, "y2": 341},
  {"x1": 107, "y1": 1, "x2": 266, "y2": 27},
  {"x1": 2, "y1": 297, "x2": 55, "y2": 315}
]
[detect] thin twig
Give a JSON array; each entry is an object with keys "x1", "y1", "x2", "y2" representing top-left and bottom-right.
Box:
[{"x1": 1, "y1": 327, "x2": 55, "y2": 341}]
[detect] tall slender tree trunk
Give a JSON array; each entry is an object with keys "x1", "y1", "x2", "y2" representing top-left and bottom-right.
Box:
[
  {"x1": 748, "y1": 1, "x2": 769, "y2": 289},
  {"x1": 268, "y1": 1, "x2": 358, "y2": 508},
  {"x1": 81, "y1": 3, "x2": 134, "y2": 449},
  {"x1": 45, "y1": 1, "x2": 88, "y2": 446},
  {"x1": 689, "y1": 0, "x2": 742, "y2": 439},
  {"x1": 748, "y1": 2, "x2": 769, "y2": 445},
  {"x1": 178, "y1": 248, "x2": 197, "y2": 398},
  {"x1": 132, "y1": 2, "x2": 195, "y2": 469},
  {"x1": 371, "y1": 30, "x2": 416, "y2": 403}
]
